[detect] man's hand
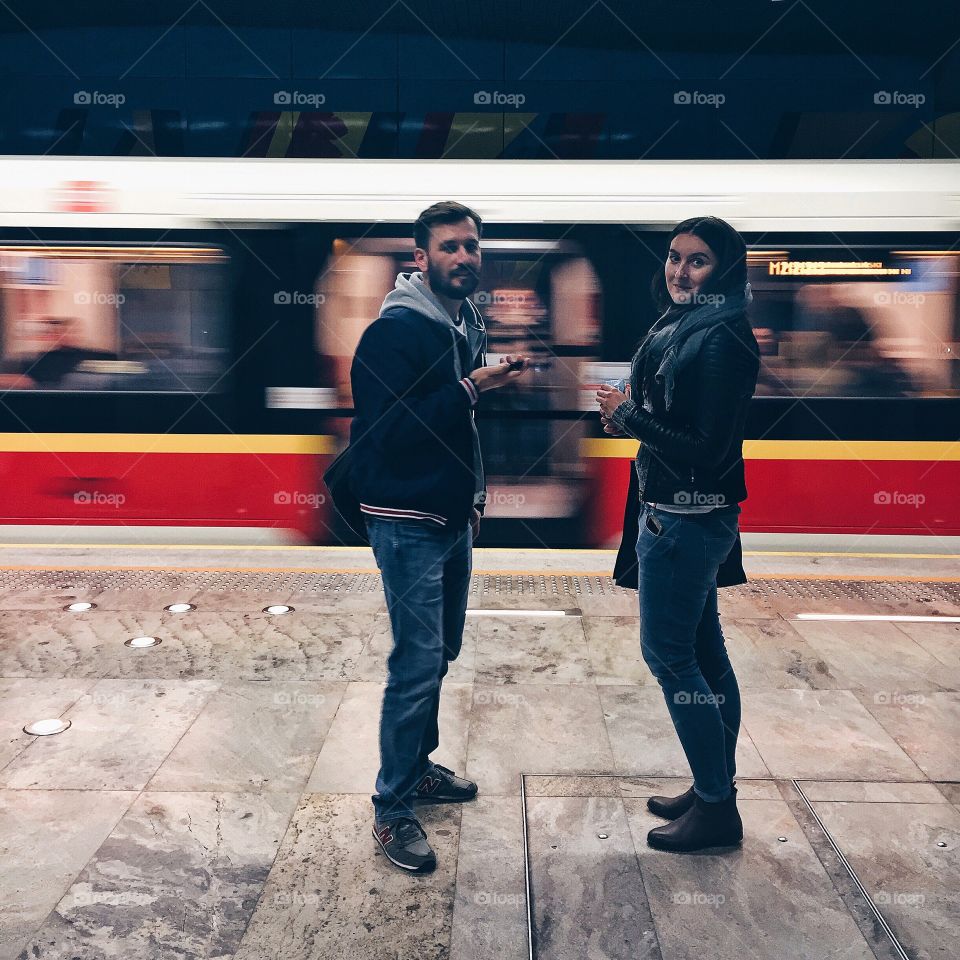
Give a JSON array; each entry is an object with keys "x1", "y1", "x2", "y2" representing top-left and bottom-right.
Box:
[
  {"x1": 470, "y1": 507, "x2": 481, "y2": 540},
  {"x1": 469, "y1": 355, "x2": 531, "y2": 393}
]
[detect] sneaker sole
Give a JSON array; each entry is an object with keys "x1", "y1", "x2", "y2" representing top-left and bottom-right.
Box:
[
  {"x1": 414, "y1": 791, "x2": 478, "y2": 805},
  {"x1": 372, "y1": 827, "x2": 437, "y2": 873}
]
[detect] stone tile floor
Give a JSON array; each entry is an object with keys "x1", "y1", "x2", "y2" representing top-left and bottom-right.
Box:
[{"x1": 0, "y1": 559, "x2": 957, "y2": 959}]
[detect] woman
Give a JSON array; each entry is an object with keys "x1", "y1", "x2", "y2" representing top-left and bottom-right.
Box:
[{"x1": 597, "y1": 217, "x2": 760, "y2": 853}]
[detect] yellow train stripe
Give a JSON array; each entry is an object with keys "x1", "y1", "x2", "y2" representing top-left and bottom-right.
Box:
[
  {"x1": 581, "y1": 439, "x2": 960, "y2": 460},
  {"x1": 0, "y1": 433, "x2": 337, "y2": 455}
]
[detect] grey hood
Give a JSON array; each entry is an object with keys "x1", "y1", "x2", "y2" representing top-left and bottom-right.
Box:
[{"x1": 380, "y1": 272, "x2": 485, "y2": 369}]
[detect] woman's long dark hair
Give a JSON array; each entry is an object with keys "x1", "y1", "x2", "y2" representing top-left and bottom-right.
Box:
[{"x1": 650, "y1": 216, "x2": 748, "y2": 314}]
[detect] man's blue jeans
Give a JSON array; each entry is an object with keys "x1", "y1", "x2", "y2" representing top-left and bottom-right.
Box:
[
  {"x1": 636, "y1": 503, "x2": 742, "y2": 803},
  {"x1": 365, "y1": 516, "x2": 472, "y2": 823}
]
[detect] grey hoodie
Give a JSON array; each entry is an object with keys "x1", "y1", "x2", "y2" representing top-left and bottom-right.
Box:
[{"x1": 379, "y1": 271, "x2": 487, "y2": 509}]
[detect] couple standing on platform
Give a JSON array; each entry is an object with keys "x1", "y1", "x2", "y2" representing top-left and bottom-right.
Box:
[{"x1": 337, "y1": 201, "x2": 759, "y2": 873}]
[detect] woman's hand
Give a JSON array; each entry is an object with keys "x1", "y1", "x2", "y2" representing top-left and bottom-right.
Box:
[
  {"x1": 596, "y1": 383, "x2": 629, "y2": 418},
  {"x1": 601, "y1": 415, "x2": 624, "y2": 436}
]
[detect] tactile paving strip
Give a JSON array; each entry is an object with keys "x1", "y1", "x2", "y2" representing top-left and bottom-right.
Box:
[{"x1": 0, "y1": 569, "x2": 957, "y2": 605}]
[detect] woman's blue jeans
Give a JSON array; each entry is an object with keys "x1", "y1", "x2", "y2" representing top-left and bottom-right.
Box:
[
  {"x1": 636, "y1": 502, "x2": 742, "y2": 803},
  {"x1": 366, "y1": 516, "x2": 472, "y2": 823}
]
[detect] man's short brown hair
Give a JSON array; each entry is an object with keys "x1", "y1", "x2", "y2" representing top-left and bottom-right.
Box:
[{"x1": 414, "y1": 201, "x2": 482, "y2": 252}]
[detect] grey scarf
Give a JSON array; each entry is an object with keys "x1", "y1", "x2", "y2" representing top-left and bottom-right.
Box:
[{"x1": 638, "y1": 285, "x2": 752, "y2": 411}]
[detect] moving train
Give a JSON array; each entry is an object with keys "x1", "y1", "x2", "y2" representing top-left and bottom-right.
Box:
[{"x1": 0, "y1": 157, "x2": 957, "y2": 544}]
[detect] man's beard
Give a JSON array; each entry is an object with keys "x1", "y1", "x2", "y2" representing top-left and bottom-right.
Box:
[{"x1": 428, "y1": 262, "x2": 479, "y2": 299}]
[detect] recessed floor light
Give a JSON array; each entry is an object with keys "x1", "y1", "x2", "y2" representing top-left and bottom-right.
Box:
[
  {"x1": 65, "y1": 601, "x2": 96, "y2": 612},
  {"x1": 164, "y1": 603, "x2": 195, "y2": 613},
  {"x1": 125, "y1": 636, "x2": 162, "y2": 648},
  {"x1": 794, "y1": 614, "x2": 960, "y2": 623},
  {"x1": 263, "y1": 604, "x2": 294, "y2": 615},
  {"x1": 466, "y1": 609, "x2": 579, "y2": 617},
  {"x1": 24, "y1": 718, "x2": 71, "y2": 736}
]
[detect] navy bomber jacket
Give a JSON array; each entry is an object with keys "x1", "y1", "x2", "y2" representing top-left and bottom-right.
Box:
[{"x1": 348, "y1": 305, "x2": 485, "y2": 529}]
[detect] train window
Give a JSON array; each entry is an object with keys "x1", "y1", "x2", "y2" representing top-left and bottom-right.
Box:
[
  {"x1": 0, "y1": 244, "x2": 230, "y2": 392},
  {"x1": 747, "y1": 249, "x2": 960, "y2": 398},
  {"x1": 315, "y1": 236, "x2": 601, "y2": 528}
]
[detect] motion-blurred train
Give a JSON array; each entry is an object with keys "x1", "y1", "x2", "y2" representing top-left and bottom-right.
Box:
[{"x1": 0, "y1": 157, "x2": 957, "y2": 544}]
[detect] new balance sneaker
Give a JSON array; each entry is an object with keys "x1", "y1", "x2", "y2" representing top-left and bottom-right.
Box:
[
  {"x1": 414, "y1": 764, "x2": 478, "y2": 804},
  {"x1": 372, "y1": 817, "x2": 436, "y2": 873}
]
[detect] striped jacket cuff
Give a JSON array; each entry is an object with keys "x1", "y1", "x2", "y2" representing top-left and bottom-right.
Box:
[{"x1": 460, "y1": 377, "x2": 479, "y2": 406}]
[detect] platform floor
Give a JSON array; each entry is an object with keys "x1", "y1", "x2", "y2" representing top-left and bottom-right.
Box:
[{"x1": 0, "y1": 544, "x2": 957, "y2": 960}]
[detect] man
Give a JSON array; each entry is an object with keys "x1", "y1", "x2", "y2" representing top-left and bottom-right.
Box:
[{"x1": 349, "y1": 201, "x2": 528, "y2": 873}]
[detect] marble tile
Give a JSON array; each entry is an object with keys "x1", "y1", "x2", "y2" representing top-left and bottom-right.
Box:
[
  {"x1": 799, "y1": 780, "x2": 948, "y2": 803},
  {"x1": 716, "y1": 584, "x2": 779, "y2": 619},
  {"x1": 935, "y1": 782, "x2": 960, "y2": 805},
  {"x1": 789, "y1": 619, "x2": 959, "y2": 692},
  {"x1": 722, "y1": 617, "x2": 844, "y2": 690},
  {"x1": 742, "y1": 690, "x2": 923, "y2": 780},
  {"x1": 811, "y1": 801, "x2": 960, "y2": 960},
  {"x1": 466, "y1": 684, "x2": 614, "y2": 796},
  {"x1": 18, "y1": 791, "x2": 299, "y2": 960},
  {"x1": 449, "y1": 797, "x2": 528, "y2": 960},
  {"x1": 524, "y1": 775, "x2": 623, "y2": 798},
  {"x1": 618, "y1": 776, "x2": 781, "y2": 801},
  {"x1": 0, "y1": 789, "x2": 136, "y2": 960},
  {"x1": 354, "y1": 616, "x2": 477, "y2": 683},
  {"x1": 0, "y1": 679, "x2": 95, "y2": 771},
  {"x1": 147, "y1": 681, "x2": 346, "y2": 793},
  {"x1": 0, "y1": 591, "x2": 93, "y2": 611},
  {"x1": 895, "y1": 621, "x2": 960, "y2": 669},
  {"x1": 624, "y1": 798, "x2": 876, "y2": 960},
  {"x1": 282, "y1": 590, "x2": 386, "y2": 614},
  {"x1": 0, "y1": 612, "x2": 373, "y2": 682},
  {"x1": 575, "y1": 587, "x2": 641, "y2": 617},
  {"x1": 856, "y1": 691, "x2": 960, "y2": 781},
  {"x1": 581, "y1": 617, "x2": 652, "y2": 686},
  {"x1": 306, "y1": 681, "x2": 472, "y2": 795},
  {"x1": 527, "y1": 795, "x2": 660, "y2": 959},
  {"x1": 233, "y1": 794, "x2": 460, "y2": 960},
  {"x1": 0, "y1": 679, "x2": 219, "y2": 790},
  {"x1": 598, "y1": 686, "x2": 771, "y2": 778},
  {"x1": 474, "y1": 616, "x2": 591, "y2": 684}
]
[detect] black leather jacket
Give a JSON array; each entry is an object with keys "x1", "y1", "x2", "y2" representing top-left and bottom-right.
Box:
[{"x1": 611, "y1": 312, "x2": 760, "y2": 509}]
